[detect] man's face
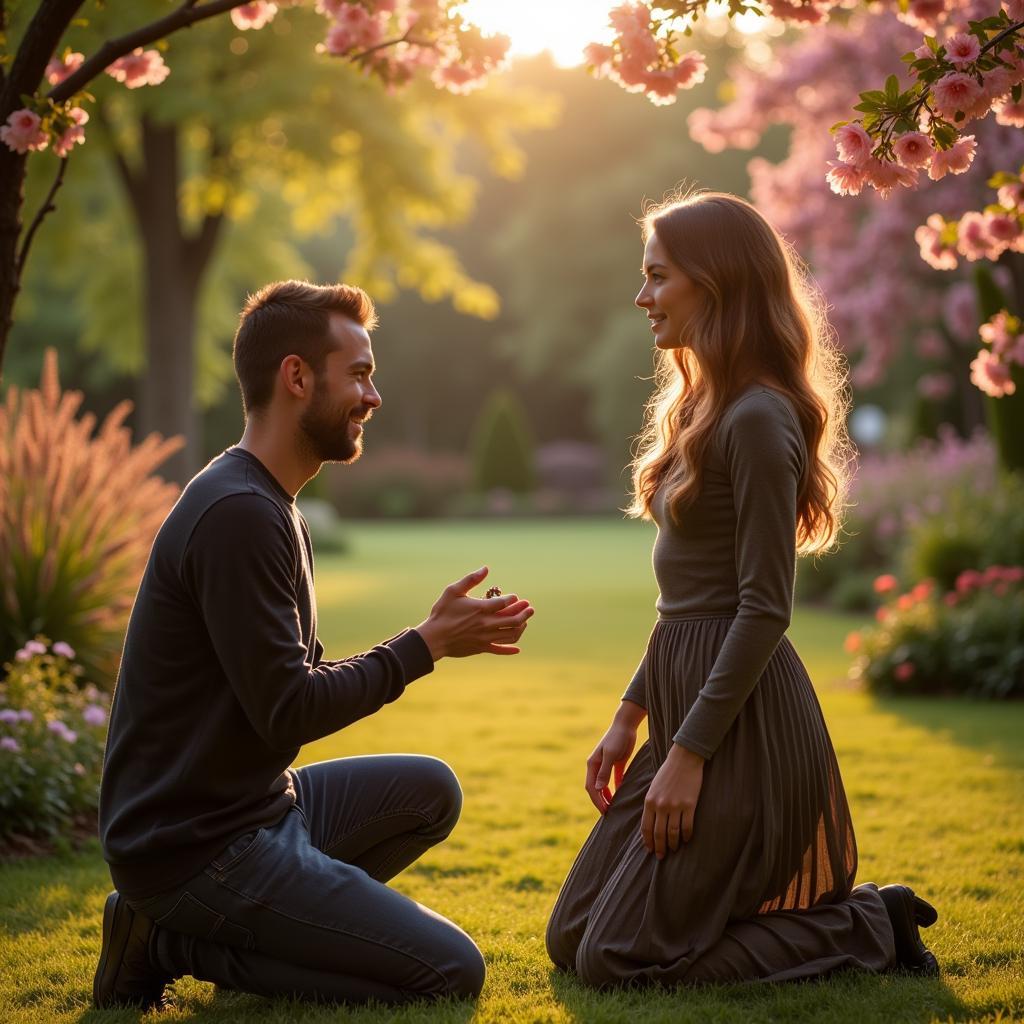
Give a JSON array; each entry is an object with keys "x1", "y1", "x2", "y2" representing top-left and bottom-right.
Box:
[{"x1": 298, "y1": 314, "x2": 381, "y2": 465}]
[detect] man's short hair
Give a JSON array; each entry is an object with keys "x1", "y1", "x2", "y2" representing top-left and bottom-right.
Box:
[{"x1": 233, "y1": 279, "x2": 377, "y2": 414}]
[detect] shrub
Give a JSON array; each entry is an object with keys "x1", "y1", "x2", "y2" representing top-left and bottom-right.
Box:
[
  {"x1": 0, "y1": 638, "x2": 110, "y2": 842},
  {"x1": 471, "y1": 390, "x2": 535, "y2": 495},
  {"x1": 902, "y1": 471, "x2": 1024, "y2": 590},
  {"x1": 323, "y1": 446, "x2": 469, "y2": 518},
  {"x1": 296, "y1": 498, "x2": 349, "y2": 554},
  {"x1": 847, "y1": 566, "x2": 1024, "y2": 699},
  {"x1": 798, "y1": 428, "x2": 997, "y2": 610},
  {"x1": 0, "y1": 350, "x2": 182, "y2": 687}
]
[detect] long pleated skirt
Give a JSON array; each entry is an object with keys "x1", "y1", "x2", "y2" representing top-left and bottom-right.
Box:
[{"x1": 546, "y1": 615, "x2": 896, "y2": 986}]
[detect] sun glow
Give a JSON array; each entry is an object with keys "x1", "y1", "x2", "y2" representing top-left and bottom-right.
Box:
[
  {"x1": 458, "y1": 0, "x2": 614, "y2": 67},
  {"x1": 459, "y1": 1, "x2": 774, "y2": 68}
]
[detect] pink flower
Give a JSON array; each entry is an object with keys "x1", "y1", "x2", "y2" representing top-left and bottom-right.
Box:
[
  {"x1": 52, "y1": 641, "x2": 76, "y2": 659},
  {"x1": 231, "y1": 2, "x2": 278, "y2": 30},
  {"x1": 956, "y1": 211, "x2": 1000, "y2": 261},
  {"x1": 913, "y1": 43, "x2": 932, "y2": 60},
  {"x1": 995, "y1": 98, "x2": 1024, "y2": 128},
  {"x1": 1006, "y1": 0, "x2": 1024, "y2": 20},
  {"x1": 980, "y1": 311, "x2": 1020, "y2": 356},
  {"x1": 324, "y1": 24, "x2": 356, "y2": 54},
  {"x1": 997, "y1": 182, "x2": 1024, "y2": 212},
  {"x1": 106, "y1": 48, "x2": 170, "y2": 89},
  {"x1": 0, "y1": 710, "x2": 19, "y2": 724},
  {"x1": 918, "y1": 372, "x2": 954, "y2": 400},
  {"x1": 932, "y1": 72, "x2": 983, "y2": 118},
  {"x1": 83, "y1": 704, "x2": 108, "y2": 727},
  {"x1": 893, "y1": 662, "x2": 916, "y2": 682},
  {"x1": 903, "y1": 0, "x2": 949, "y2": 30},
  {"x1": 927, "y1": 135, "x2": 976, "y2": 181},
  {"x1": 970, "y1": 348, "x2": 1016, "y2": 397},
  {"x1": 46, "y1": 51, "x2": 84, "y2": 86},
  {"x1": 915, "y1": 214, "x2": 958, "y2": 270},
  {"x1": 834, "y1": 123, "x2": 873, "y2": 167},
  {"x1": 672, "y1": 52, "x2": 707, "y2": 89},
  {"x1": 0, "y1": 109, "x2": 48, "y2": 154},
  {"x1": 892, "y1": 131, "x2": 933, "y2": 168},
  {"x1": 0, "y1": 737, "x2": 20, "y2": 753},
  {"x1": 52, "y1": 106, "x2": 88, "y2": 158},
  {"x1": 874, "y1": 573, "x2": 899, "y2": 595},
  {"x1": 944, "y1": 32, "x2": 981, "y2": 69},
  {"x1": 826, "y1": 160, "x2": 867, "y2": 196},
  {"x1": 583, "y1": 43, "x2": 615, "y2": 72},
  {"x1": 956, "y1": 569, "x2": 983, "y2": 593},
  {"x1": 863, "y1": 157, "x2": 917, "y2": 197}
]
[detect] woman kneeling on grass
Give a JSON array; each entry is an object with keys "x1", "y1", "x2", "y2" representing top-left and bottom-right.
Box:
[{"x1": 546, "y1": 188, "x2": 939, "y2": 987}]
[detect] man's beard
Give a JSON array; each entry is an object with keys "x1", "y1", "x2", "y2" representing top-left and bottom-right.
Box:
[{"x1": 299, "y1": 385, "x2": 365, "y2": 465}]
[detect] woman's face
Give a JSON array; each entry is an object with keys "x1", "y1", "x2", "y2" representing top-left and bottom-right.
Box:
[{"x1": 635, "y1": 230, "x2": 703, "y2": 350}]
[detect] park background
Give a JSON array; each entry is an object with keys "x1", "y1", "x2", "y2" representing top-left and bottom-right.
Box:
[{"x1": 1, "y1": 2, "x2": 1023, "y2": 1022}]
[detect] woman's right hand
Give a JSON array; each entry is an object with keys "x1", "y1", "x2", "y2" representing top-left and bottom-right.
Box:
[{"x1": 585, "y1": 702, "x2": 646, "y2": 814}]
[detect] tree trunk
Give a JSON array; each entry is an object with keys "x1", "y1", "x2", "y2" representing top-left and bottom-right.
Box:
[
  {"x1": 113, "y1": 117, "x2": 224, "y2": 484},
  {"x1": 0, "y1": 150, "x2": 28, "y2": 373}
]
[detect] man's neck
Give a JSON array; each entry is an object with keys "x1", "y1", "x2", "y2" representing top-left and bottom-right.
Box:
[{"x1": 236, "y1": 420, "x2": 318, "y2": 498}]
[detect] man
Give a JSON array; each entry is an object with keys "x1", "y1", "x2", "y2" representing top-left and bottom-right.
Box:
[{"x1": 94, "y1": 280, "x2": 533, "y2": 1008}]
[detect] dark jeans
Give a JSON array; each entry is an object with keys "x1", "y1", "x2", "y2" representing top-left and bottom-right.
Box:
[{"x1": 127, "y1": 754, "x2": 485, "y2": 1004}]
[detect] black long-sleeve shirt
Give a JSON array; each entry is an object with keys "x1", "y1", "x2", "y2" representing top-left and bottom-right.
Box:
[{"x1": 99, "y1": 447, "x2": 433, "y2": 899}]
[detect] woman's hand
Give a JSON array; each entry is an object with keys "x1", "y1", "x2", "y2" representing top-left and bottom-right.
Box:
[
  {"x1": 585, "y1": 701, "x2": 646, "y2": 815},
  {"x1": 641, "y1": 742, "x2": 705, "y2": 859}
]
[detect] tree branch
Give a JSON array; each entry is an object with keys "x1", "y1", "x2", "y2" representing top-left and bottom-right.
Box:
[
  {"x1": 16, "y1": 154, "x2": 68, "y2": 278},
  {"x1": 49, "y1": 0, "x2": 251, "y2": 104},
  {"x1": 1, "y1": 0, "x2": 84, "y2": 119}
]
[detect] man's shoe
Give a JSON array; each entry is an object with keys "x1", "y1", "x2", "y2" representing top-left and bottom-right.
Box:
[
  {"x1": 93, "y1": 891, "x2": 172, "y2": 1009},
  {"x1": 878, "y1": 884, "x2": 940, "y2": 976}
]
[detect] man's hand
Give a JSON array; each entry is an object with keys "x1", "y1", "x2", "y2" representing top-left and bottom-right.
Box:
[
  {"x1": 415, "y1": 567, "x2": 534, "y2": 661},
  {"x1": 640, "y1": 742, "x2": 705, "y2": 859}
]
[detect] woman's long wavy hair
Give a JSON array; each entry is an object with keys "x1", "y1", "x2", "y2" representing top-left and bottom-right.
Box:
[{"x1": 627, "y1": 189, "x2": 853, "y2": 555}]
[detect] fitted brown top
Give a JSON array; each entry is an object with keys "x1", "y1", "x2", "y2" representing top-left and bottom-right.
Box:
[{"x1": 622, "y1": 386, "x2": 808, "y2": 759}]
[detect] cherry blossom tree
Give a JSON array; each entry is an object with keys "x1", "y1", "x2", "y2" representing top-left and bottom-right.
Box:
[{"x1": 0, "y1": 0, "x2": 510, "y2": 380}]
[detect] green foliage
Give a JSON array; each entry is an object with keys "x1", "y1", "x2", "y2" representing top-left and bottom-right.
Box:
[
  {"x1": 903, "y1": 470, "x2": 1024, "y2": 590},
  {"x1": 0, "y1": 351, "x2": 182, "y2": 686},
  {"x1": 471, "y1": 391, "x2": 535, "y2": 494},
  {"x1": 0, "y1": 639, "x2": 109, "y2": 841},
  {"x1": 10, "y1": 3, "x2": 556, "y2": 406},
  {"x1": 850, "y1": 567, "x2": 1024, "y2": 699}
]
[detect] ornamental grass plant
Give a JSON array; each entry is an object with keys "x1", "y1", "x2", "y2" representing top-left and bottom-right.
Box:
[{"x1": 0, "y1": 349, "x2": 182, "y2": 688}]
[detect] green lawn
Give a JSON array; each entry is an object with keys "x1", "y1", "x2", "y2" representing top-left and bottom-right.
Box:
[{"x1": 1, "y1": 519, "x2": 1022, "y2": 1023}]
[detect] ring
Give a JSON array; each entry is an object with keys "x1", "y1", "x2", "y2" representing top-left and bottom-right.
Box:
[{"x1": 486, "y1": 586, "x2": 502, "y2": 598}]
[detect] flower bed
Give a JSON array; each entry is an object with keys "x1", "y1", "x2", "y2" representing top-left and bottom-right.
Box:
[
  {"x1": 0, "y1": 638, "x2": 109, "y2": 846},
  {"x1": 847, "y1": 567, "x2": 1024, "y2": 699}
]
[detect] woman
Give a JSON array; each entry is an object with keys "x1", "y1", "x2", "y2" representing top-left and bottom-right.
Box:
[{"x1": 546, "y1": 189, "x2": 938, "y2": 987}]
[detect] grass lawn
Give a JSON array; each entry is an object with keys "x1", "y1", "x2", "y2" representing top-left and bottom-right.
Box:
[{"x1": 1, "y1": 518, "x2": 1022, "y2": 1023}]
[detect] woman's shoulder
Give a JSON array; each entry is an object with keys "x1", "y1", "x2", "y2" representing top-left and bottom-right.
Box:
[{"x1": 717, "y1": 385, "x2": 805, "y2": 465}]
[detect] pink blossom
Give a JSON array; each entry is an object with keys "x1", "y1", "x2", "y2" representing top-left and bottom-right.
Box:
[
  {"x1": 835, "y1": 122, "x2": 873, "y2": 167},
  {"x1": 768, "y1": 0, "x2": 828, "y2": 23},
  {"x1": 863, "y1": 157, "x2": 917, "y2": 197},
  {"x1": 432, "y1": 63, "x2": 483, "y2": 95},
  {"x1": 980, "y1": 311, "x2": 1019, "y2": 356},
  {"x1": 584, "y1": 43, "x2": 615, "y2": 72},
  {"x1": 981, "y1": 66, "x2": 1013, "y2": 104},
  {"x1": 0, "y1": 737, "x2": 20, "y2": 753},
  {"x1": 52, "y1": 641, "x2": 76, "y2": 659},
  {"x1": 0, "y1": 710, "x2": 19, "y2": 724},
  {"x1": 913, "y1": 43, "x2": 932, "y2": 60},
  {"x1": 915, "y1": 214, "x2": 958, "y2": 270},
  {"x1": 46, "y1": 719, "x2": 78, "y2": 743},
  {"x1": 892, "y1": 131, "x2": 933, "y2": 168},
  {"x1": 985, "y1": 211, "x2": 1022, "y2": 248},
  {"x1": 995, "y1": 98, "x2": 1024, "y2": 128},
  {"x1": 231, "y1": 2, "x2": 278, "y2": 30},
  {"x1": 997, "y1": 181, "x2": 1024, "y2": 211},
  {"x1": 0, "y1": 109, "x2": 48, "y2": 154},
  {"x1": 957, "y1": 211, "x2": 1001, "y2": 261},
  {"x1": 324, "y1": 24, "x2": 357, "y2": 54},
  {"x1": 1006, "y1": 0, "x2": 1024, "y2": 19},
  {"x1": 903, "y1": 0, "x2": 950, "y2": 30},
  {"x1": 52, "y1": 106, "x2": 88, "y2": 158},
  {"x1": 927, "y1": 135, "x2": 976, "y2": 180},
  {"x1": 874, "y1": 573, "x2": 899, "y2": 595},
  {"x1": 46, "y1": 51, "x2": 84, "y2": 86},
  {"x1": 918, "y1": 372, "x2": 954, "y2": 400},
  {"x1": 970, "y1": 348, "x2": 1016, "y2": 396},
  {"x1": 826, "y1": 160, "x2": 867, "y2": 196},
  {"x1": 893, "y1": 662, "x2": 916, "y2": 682},
  {"x1": 931, "y1": 71, "x2": 983, "y2": 118},
  {"x1": 106, "y1": 48, "x2": 170, "y2": 89},
  {"x1": 83, "y1": 704, "x2": 108, "y2": 727},
  {"x1": 944, "y1": 32, "x2": 981, "y2": 69},
  {"x1": 672, "y1": 52, "x2": 707, "y2": 89},
  {"x1": 944, "y1": 281, "x2": 978, "y2": 337}
]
